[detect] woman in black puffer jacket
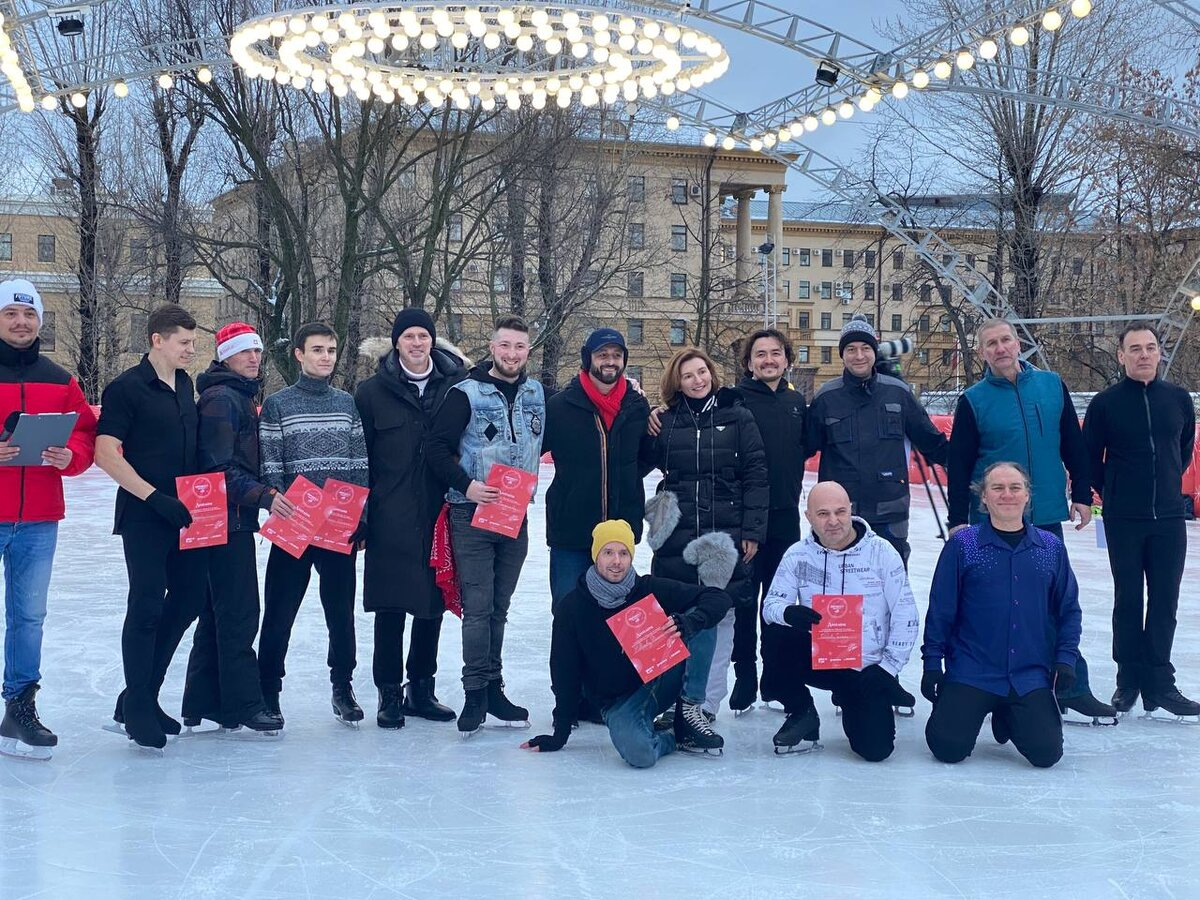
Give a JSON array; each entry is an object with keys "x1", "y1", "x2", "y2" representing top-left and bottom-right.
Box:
[{"x1": 641, "y1": 347, "x2": 768, "y2": 717}]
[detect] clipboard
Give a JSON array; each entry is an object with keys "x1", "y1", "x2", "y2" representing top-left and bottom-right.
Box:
[{"x1": 0, "y1": 412, "x2": 78, "y2": 466}]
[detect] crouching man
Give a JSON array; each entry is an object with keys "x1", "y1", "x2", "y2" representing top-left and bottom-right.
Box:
[
  {"x1": 522, "y1": 520, "x2": 730, "y2": 767},
  {"x1": 760, "y1": 481, "x2": 918, "y2": 760}
]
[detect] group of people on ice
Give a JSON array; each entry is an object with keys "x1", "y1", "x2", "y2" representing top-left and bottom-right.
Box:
[{"x1": 0, "y1": 273, "x2": 1194, "y2": 769}]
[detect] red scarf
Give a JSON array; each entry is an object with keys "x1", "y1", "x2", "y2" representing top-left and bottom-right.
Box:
[{"x1": 578, "y1": 369, "x2": 626, "y2": 431}]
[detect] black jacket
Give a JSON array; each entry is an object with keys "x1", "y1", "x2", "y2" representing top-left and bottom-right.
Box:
[
  {"x1": 805, "y1": 369, "x2": 948, "y2": 524},
  {"x1": 1083, "y1": 376, "x2": 1196, "y2": 520},
  {"x1": 542, "y1": 375, "x2": 651, "y2": 550},
  {"x1": 196, "y1": 362, "x2": 272, "y2": 533},
  {"x1": 550, "y1": 572, "x2": 731, "y2": 733},
  {"x1": 355, "y1": 347, "x2": 466, "y2": 615},
  {"x1": 735, "y1": 375, "x2": 806, "y2": 531}
]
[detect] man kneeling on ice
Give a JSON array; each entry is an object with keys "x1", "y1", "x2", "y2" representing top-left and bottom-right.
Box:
[
  {"x1": 760, "y1": 481, "x2": 919, "y2": 760},
  {"x1": 522, "y1": 520, "x2": 730, "y2": 767}
]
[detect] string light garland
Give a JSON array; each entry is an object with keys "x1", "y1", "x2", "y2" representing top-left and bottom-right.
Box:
[{"x1": 0, "y1": 14, "x2": 35, "y2": 112}]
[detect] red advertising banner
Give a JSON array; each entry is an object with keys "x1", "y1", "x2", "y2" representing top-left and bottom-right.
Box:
[
  {"x1": 176, "y1": 473, "x2": 228, "y2": 550},
  {"x1": 606, "y1": 594, "x2": 690, "y2": 683},
  {"x1": 810, "y1": 594, "x2": 864, "y2": 670},
  {"x1": 310, "y1": 479, "x2": 369, "y2": 555},
  {"x1": 470, "y1": 464, "x2": 538, "y2": 539},
  {"x1": 260, "y1": 475, "x2": 326, "y2": 559}
]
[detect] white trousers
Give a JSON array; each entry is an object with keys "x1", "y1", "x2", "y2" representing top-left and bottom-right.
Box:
[{"x1": 703, "y1": 609, "x2": 736, "y2": 716}]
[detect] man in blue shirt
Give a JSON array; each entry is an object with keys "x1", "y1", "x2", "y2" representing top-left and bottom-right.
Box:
[{"x1": 921, "y1": 461, "x2": 1082, "y2": 768}]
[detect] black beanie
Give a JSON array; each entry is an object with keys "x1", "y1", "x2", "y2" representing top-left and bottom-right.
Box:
[
  {"x1": 391, "y1": 307, "x2": 437, "y2": 345},
  {"x1": 838, "y1": 316, "x2": 879, "y2": 357}
]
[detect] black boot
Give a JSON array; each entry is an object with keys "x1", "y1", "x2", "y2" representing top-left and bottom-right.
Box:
[
  {"x1": 402, "y1": 677, "x2": 456, "y2": 722},
  {"x1": 114, "y1": 689, "x2": 181, "y2": 736},
  {"x1": 1111, "y1": 686, "x2": 1139, "y2": 713},
  {"x1": 458, "y1": 688, "x2": 488, "y2": 736},
  {"x1": 262, "y1": 690, "x2": 284, "y2": 725},
  {"x1": 121, "y1": 689, "x2": 167, "y2": 750},
  {"x1": 242, "y1": 710, "x2": 284, "y2": 733},
  {"x1": 331, "y1": 683, "x2": 364, "y2": 726},
  {"x1": 377, "y1": 684, "x2": 405, "y2": 729},
  {"x1": 0, "y1": 684, "x2": 57, "y2": 760},
  {"x1": 729, "y1": 662, "x2": 758, "y2": 712}
]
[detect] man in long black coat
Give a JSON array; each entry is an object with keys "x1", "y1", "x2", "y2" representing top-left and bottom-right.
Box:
[{"x1": 355, "y1": 309, "x2": 466, "y2": 729}]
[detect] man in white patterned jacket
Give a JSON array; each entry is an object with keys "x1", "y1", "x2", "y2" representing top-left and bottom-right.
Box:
[{"x1": 759, "y1": 481, "x2": 919, "y2": 759}]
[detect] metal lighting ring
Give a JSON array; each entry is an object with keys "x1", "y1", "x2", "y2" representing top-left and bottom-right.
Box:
[{"x1": 229, "y1": 3, "x2": 730, "y2": 109}]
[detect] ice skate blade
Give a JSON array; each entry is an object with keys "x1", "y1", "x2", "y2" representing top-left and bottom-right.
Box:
[
  {"x1": 678, "y1": 745, "x2": 724, "y2": 757},
  {"x1": 893, "y1": 706, "x2": 915, "y2": 718},
  {"x1": 732, "y1": 704, "x2": 756, "y2": 718},
  {"x1": 774, "y1": 740, "x2": 822, "y2": 756},
  {"x1": 1062, "y1": 715, "x2": 1118, "y2": 727},
  {"x1": 0, "y1": 737, "x2": 53, "y2": 761},
  {"x1": 834, "y1": 706, "x2": 842, "y2": 718},
  {"x1": 333, "y1": 716, "x2": 362, "y2": 729},
  {"x1": 459, "y1": 726, "x2": 483, "y2": 740},
  {"x1": 761, "y1": 700, "x2": 787, "y2": 713},
  {"x1": 1140, "y1": 710, "x2": 1200, "y2": 724},
  {"x1": 486, "y1": 715, "x2": 530, "y2": 729},
  {"x1": 102, "y1": 722, "x2": 176, "y2": 744}
]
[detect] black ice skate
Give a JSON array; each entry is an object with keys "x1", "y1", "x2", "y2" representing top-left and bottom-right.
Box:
[
  {"x1": 1140, "y1": 687, "x2": 1200, "y2": 724},
  {"x1": 402, "y1": 677, "x2": 456, "y2": 723},
  {"x1": 331, "y1": 683, "x2": 365, "y2": 728},
  {"x1": 0, "y1": 684, "x2": 57, "y2": 761},
  {"x1": 729, "y1": 663, "x2": 758, "y2": 717},
  {"x1": 675, "y1": 698, "x2": 724, "y2": 756},
  {"x1": 106, "y1": 690, "x2": 181, "y2": 738},
  {"x1": 891, "y1": 684, "x2": 917, "y2": 718},
  {"x1": 1111, "y1": 686, "x2": 1139, "y2": 715},
  {"x1": 486, "y1": 680, "x2": 530, "y2": 729},
  {"x1": 1058, "y1": 693, "x2": 1119, "y2": 727},
  {"x1": 377, "y1": 684, "x2": 405, "y2": 729},
  {"x1": 263, "y1": 691, "x2": 285, "y2": 726},
  {"x1": 773, "y1": 707, "x2": 821, "y2": 756},
  {"x1": 458, "y1": 688, "x2": 487, "y2": 738}
]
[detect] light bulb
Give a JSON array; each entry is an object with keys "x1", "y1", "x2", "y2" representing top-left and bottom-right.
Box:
[
  {"x1": 113, "y1": 81, "x2": 129, "y2": 98},
  {"x1": 40, "y1": 94, "x2": 57, "y2": 110},
  {"x1": 419, "y1": 32, "x2": 437, "y2": 49},
  {"x1": 1042, "y1": 9, "x2": 1063, "y2": 30},
  {"x1": 1071, "y1": 0, "x2": 1093, "y2": 17},
  {"x1": 956, "y1": 50, "x2": 975, "y2": 70},
  {"x1": 820, "y1": 107, "x2": 837, "y2": 125},
  {"x1": 722, "y1": 136, "x2": 735, "y2": 150},
  {"x1": 933, "y1": 59, "x2": 952, "y2": 79},
  {"x1": 892, "y1": 80, "x2": 909, "y2": 99},
  {"x1": 749, "y1": 138, "x2": 763, "y2": 152},
  {"x1": 763, "y1": 133, "x2": 777, "y2": 148},
  {"x1": 702, "y1": 131, "x2": 717, "y2": 147},
  {"x1": 803, "y1": 114, "x2": 819, "y2": 131},
  {"x1": 912, "y1": 69, "x2": 930, "y2": 89},
  {"x1": 979, "y1": 38, "x2": 998, "y2": 59},
  {"x1": 158, "y1": 73, "x2": 174, "y2": 89},
  {"x1": 838, "y1": 100, "x2": 854, "y2": 118},
  {"x1": 1010, "y1": 25, "x2": 1030, "y2": 46},
  {"x1": 666, "y1": 115, "x2": 680, "y2": 130}
]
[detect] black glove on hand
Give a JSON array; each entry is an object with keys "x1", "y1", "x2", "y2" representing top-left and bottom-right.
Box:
[
  {"x1": 920, "y1": 670, "x2": 943, "y2": 705},
  {"x1": 1053, "y1": 662, "x2": 1076, "y2": 693},
  {"x1": 672, "y1": 612, "x2": 703, "y2": 642},
  {"x1": 526, "y1": 730, "x2": 569, "y2": 753},
  {"x1": 146, "y1": 490, "x2": 193, "y2": 529},
  {"x1": 859, "y1": 663, "x2": 898, "y2": 696},
  {"x1": 783, "y1": 604, "x2": 822, "y2": 630},
  {"x1": 348, "y1": 519, "x2": 369, "y2": 546}
]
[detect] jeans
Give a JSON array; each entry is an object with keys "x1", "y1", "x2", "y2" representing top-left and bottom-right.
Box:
[
  {"x1": 602, "y1": 627, "x2": 716, "y2": 769},
  {"x1": 1038, "y1": 522, "x2": 1091, "y2": 701},
  {"x1": 373, "y1": 611, "x2": 443, "y2": 685},
  {"x1": 449, "y1": 504, "x2": 528, "y2": 691},
  {"x1": 1, "y1": 521, "x2": 58, "y2": 701},
  {"x1": 549, "y1": 548, "x2": 593, "y2": 613}
]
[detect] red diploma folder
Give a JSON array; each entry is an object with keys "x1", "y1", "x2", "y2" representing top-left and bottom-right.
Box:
[
  {"x1": 470, "y1": 464, "x2": 537, "y2": 538},
  {"x1": 606, "y1": 594, "x2": 690, "y2": 683},
  {"x1": 310, "y1": 479, "x2": 369, "y2": 555},
  {"x1": 176, "y1": 473, "x2": 228, "y2": 550},
  {"x1": 810, "y1": 594, "x2": 864, "y2": 670},
  {"x1": 260, "y1": 475, "x2": 326, "y2": 559}
]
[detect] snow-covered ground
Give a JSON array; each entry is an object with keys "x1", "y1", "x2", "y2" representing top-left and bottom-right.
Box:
[{"x1": 2, "y1": 465, "x2": 1200, "y2": 899}]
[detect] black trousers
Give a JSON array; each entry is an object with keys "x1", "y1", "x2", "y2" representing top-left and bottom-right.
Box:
[
  {"x1": 258, "y1": 543, "x2": 358, "y2": 695},
  {"x1": 372, "y1": 611, "x2": 443, "y2": 686},
  {"x1": 760, "y1": 621, "x2": 896, "y2": 762},
  {"x1": 869, "y1": 519, "x2": 910, "y2": 569},
  {"x1": 182, "y1": 532, "x2": 266, "y2": 724},
  {"x1": 119, "y1": 522, "x2": 209, "y2": 708},
  {"x1": 1104, "y1": 517, "x2": 1187, "y2": 692},
  {"x1": 925, "y1": 681, "x2": 1062, "y2": 769},
  {"x1": 733, "y1": 514, "x2": 800, "y2": 669}
]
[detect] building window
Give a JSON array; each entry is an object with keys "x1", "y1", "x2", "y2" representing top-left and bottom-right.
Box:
[
  {"x1": 842, "y1": 313, "x2": 853, "y2": 325},
  {"x1": 781, "y1": 248, "x2": 791, "y2": 265},
  {"x1": 669, "y1": 273, "x2": 687, "y2": 298},
  {"x1": 627, "y1": 319, "x2": 644, "y2": 344},
  {"x1": 781, "y1": 280, "x2": 790, "y2": 300},
  {"x1": 797, "y1": 346, "x2": 809, "y2": 363},
  {"x1": 129, "y1": 238, "x2": 147, "y2": 265},
  {"x1": 628, "y1": 223, "x2": 645, "y2": 250},
  {"x1": 449, "y1": 274, "x2": 462, "y2": 291},
  {"x1": 820, "y1": 312, "x2": 832, "y2": 330},
  {"x1": 797, "y1": 311, "x2": 810, "y2": 329},
  {"x1": 966, "y1": 253, "x2": 977, "y2": 269},
  {"x1": 820, "y1": 281, "x2": 832, "y2": 300},
  {"x1": 942, "y1": 349, "x2": 954, "y2": 366},
  {"x1": 865, "y1": 313, "x2": 875, "y2": 327},
  {"x1": 941, "y1": 253, "x2": 953, "y2": 267},
  {"x1": 892, "y1": 283, "x2": 903, "y2": 303},
  {"x1": 797, "y1": 280, "x2": 810, "y2": 299},
  {"x1": 493, "y1": 271, "x2": 507, "y2": 293},
  {"x1": 448, "y1": 313, "x2": 464, "y2": 339},
  {"x1": 892, "y1": 249, "x2": 904, "y2": 270},
  {"x1": 918, "y1": 315, "x2": 930, "y2": 332},
  {"x1": 865, "y1": 249, "x2": 877, "y2": 269},
  {"x1": 939, "y1": 314, "x2": 952, "y2": 332},
  {"x1": 920, "y1": 284, "x2": 932, "y2": 303},
  {"x1": 0, "y1": 233, "x2": 11, "y2": 261},
  {"x1": 821, "y1": 346, "x2": 832, "y2": 364},
  {"x1": 129, "y1": 312, "x2": 148, "y2": 354},
  {"x1": 1072, "y1": 257, "x2": 1084, "y2": 276},
  {"x1": 938, "y1": 285, "x2": 951, "y2": 303},
  {"x1": 837, "y1": 282, "x2": 853, "y2": 301},
  {"x1": 670, "y1": 224, "x2": 687, "y2": 252},
  {"x1": 797, "y1": 248, "x2": 811, "y2": 267},
  {"x1": 626, "y1": 365, "x2": 643, "y2": 384},
  {"x1": 448, "y1": 215, "x2": 463, "y2": 242},
  {"x1": 987, "y1": 254, "x2": 997, "y2": 273},
  {"x1": 671, "y1": 178, "x2": 688, "y2": 204},
  {"x1": 917, "y1": 349, "x2": 929, "y2": 364},
  {"x1": 669, "y1": 319, "x2": 686, "y2": 345},
  {"x1": 865, "y1": 283, "x2": 875, "y2": 301},
  {"x1": 891, "y1": 313, "x2": 903, "y2": 332},
  {"x1": 39, "y1": 311, "x2": 55, "y2": 351},
  {"x1": 821, "y1": 248, "x2": 833, "y2": 267},
  {"x1": 628, "y1": 176, "x2": 645, "y2": 203},
  {"x1": 627, "y1": 271, "x2": 644, "y2": 298},
  {"x1": 842, "y1": 249, "x2": 855, "y2": 268},
  {"x1": 37, "y1": 234, "x2": 55, "y2": 263}
]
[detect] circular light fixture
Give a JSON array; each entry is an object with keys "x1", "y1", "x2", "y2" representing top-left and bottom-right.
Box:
[
  {"x1": 1042, "y1": 9, "x2": 1063, "y2": 30},
  {"x1": 978, "y1": 39, "x2": 999, "y2": 60},
  {"x1": 933, "y1": 59, "x2": 952, "y2": 79},
  {"x1": 229, "y1": 4, "x2": 730, "y2": 110},
  {"x1": 749, "y1": 137, "x2": 763, "y2": 151},
  {"x1": 158, "y1": 72, "x2": 174, "y2": 89},
  {"x1": 702, "y1": 131, "x2": 717, "y2": 147},
  {"x1": 197, "y1": 66, "x2": 213, "y2": 84},
  {"x1": 956, "y1": 50, "x2": 975, "y2": 70},
  {"x1": 820, "y1": 107, "x2": 837, "y2": 125},
  {"x1": 803, "y1": 114, "x2": 819, "y2": 131},
  {"x1": 721, "y1": 135, "x2": 735, "y2": 150},
  {"x1": 1010, "y1": 25, "x2": 1030, "y2": 46},
  {"x1": 666, "y1": 115, "x2": 680, "y2": 130},
  {"x1": 892, "y1": 80, "x2": 909, "y2": 99},
  {"x1": 838, "y1": 100, "x2": 854, "y2": 118},
  {"x1": 70, "y1": 91, "x2": 86, "y2": 108},
  {"x1": 1071, "y1": 0, "x2": 1093, "y2": 17},
  {"x1": 40, "y1": 94, "x2": 57, "y2": 110},
  {"x1": 912, "y1": 69, "x2": 930, "y2": 89},
  {"x1": 1191, "y1": 295, "x2": 1200, "y2": 312},
  {"x1": 113, "y1": 80, "x2": 129, "y2": 98}
]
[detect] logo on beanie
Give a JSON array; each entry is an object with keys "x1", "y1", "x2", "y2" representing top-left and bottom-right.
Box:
[{"x1": 13, "y1": 293, "x2": 35, "y2": 306}]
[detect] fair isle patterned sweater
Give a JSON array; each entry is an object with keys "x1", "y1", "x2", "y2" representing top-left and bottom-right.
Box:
[{"x1": 259, "y1": 374, "x2": 369, "y2": 492}]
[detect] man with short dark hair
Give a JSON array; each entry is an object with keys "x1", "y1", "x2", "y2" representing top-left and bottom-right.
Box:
[
  {"x1": 96, "y1": 304, "x2": 208, "y2": 751},
  {"x1": 0, "y1": 279, "x2": 97, "y2": 760},
  {"x1": 427, "y1": 315, "x2": 545, "y2": 736},
  {"x1": 1084, "y1": 323, "x2": 1198, "y2": 718},
  {"x1": 257, "y1": 322, "x2": 369, "y2": 727}
]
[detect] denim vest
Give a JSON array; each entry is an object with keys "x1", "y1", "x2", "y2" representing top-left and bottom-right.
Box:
[
  {"x1": 965, "y1": 362, "x2": 1068, "y2": 526},
  {"x1": 445, "y1": 376, "x2": 546, "y2": 504}
]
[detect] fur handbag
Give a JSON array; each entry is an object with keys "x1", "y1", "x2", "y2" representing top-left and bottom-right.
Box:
[
  {"x1": 643, "y1": 490, "x2": 681, "y2": 551},
  {"x1": 683, "y1": 531, "x2": 739, "y2": 590}
]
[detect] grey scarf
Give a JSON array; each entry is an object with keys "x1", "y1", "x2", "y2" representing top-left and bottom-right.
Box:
[{"x1": 585, "y1": 566, "x2": 638, "y2": 610}]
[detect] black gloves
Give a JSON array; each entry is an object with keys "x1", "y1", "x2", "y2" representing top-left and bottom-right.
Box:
[
  {"x1": 783, "y1": 604, "x2": 822, "y2": 630},
  {"x1": 348, "y1": 520, "x2": 369, "y2": 546},
  {"x1": 671, "y1": 611, "x2": 705, "y2": 642},
  {"x1": 525, "y1": 728, "x2": 570, "y2": 753},
  {"x1": 920, "y1": 669, "x2": 943, "y2": 705},
  {"x1": 859, "y1": 663, "x2": 898, "y2": 696},
  {"x1": 1053, "y1": 662, "x2": 1076, "y2": 693},
  {"x1": 146, "y1": 490, "x2": 193, "y2": 529}
]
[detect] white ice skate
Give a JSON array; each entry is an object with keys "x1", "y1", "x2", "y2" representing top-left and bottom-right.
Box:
[{"x1": 0, "y1": 736, "x2": 53, "y2": 761}]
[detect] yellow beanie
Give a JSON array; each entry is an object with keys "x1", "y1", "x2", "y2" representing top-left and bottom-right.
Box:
[{"x1": 591, "y1": 519, "x2": 636, "y2": 561}]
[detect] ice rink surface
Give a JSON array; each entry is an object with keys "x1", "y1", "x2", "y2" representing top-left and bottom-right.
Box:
[{"x1": 3, "y1": 466, "x2": 1200, "y2": 900}]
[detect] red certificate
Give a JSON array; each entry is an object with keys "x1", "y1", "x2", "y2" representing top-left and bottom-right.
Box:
[
  {"x1": 260, "y1": 475, "x2": 326, "y2": 559},
  {"x1": 810, "y1": 594, "x2": 864, "y2": 670},
  {"x1": 470, "y1": 464, "x2": 537, "y2": 538},
  {"x1": 176, "y1": 473, "x2": 228, "y2": 550},
  {"x1": 310, "y1": 479, "x2": 369, "y2": 555},
  {"x1": 606, "y1": 594, "x2": 690, "y2": 683}
]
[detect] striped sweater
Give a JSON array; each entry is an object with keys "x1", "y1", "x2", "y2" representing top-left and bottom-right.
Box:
[{"x1": 259, "y1": 374, "x2": 369, "y2": 492}]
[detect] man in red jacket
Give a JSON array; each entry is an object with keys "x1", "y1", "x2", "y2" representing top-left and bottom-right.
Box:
[{"x1": 0, "y1": 279, "x2": 96, "y2": 760}]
